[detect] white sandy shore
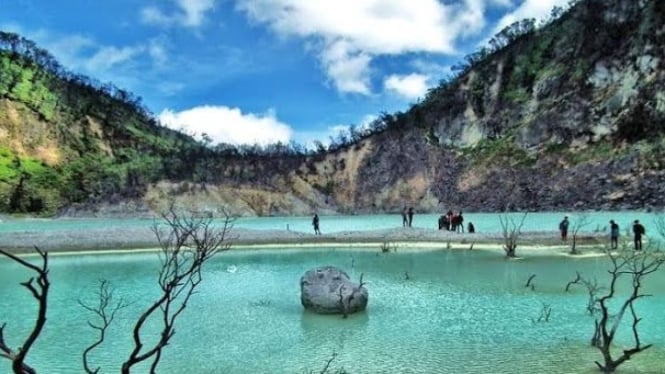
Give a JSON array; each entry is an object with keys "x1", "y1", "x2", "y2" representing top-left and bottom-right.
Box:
[{"x1": 0, "y1": 225, "x2": 609, "y2": 256}]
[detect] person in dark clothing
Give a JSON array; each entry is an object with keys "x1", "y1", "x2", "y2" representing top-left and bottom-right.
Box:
[
  {"x1": 401, "y1": 207, "x2": 408, "y2": 227},
  {"x1": 609, "y1": 220, "x2": 619, "y2": 249},
  {"x1": 632, "y1": 219, "x2": 645, "y2": 251},
  {"x1": 456, "y1": 211, "x2": 465, "y2": 233},
  {"x1": 407, "y1": 207, "x2": 414, "y2": 227},
  {"x1": 467, "y1": 222, "x2": 475, "y2": 233},
  {"x1": 312, "y1": 213, "x2": 321, "y2": 235},
  {"x1": 559, "y1": 216, "x2": 569, "y2": 241}
]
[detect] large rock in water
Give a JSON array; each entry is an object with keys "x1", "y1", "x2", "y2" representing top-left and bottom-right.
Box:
[{"x1": 300, "y1": 266, "x2": 368, "y2": 315}]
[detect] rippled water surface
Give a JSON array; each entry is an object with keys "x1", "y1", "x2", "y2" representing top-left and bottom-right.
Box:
[{"x1": 1, "y1": 246, "x2": 664, "y2": 373}]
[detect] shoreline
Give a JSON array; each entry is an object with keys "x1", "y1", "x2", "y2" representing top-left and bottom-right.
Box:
[{"x1": 0, "y1": 225, "x2": 611, "y2": 257}]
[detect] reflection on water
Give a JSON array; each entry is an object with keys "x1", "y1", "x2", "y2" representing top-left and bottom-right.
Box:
[{"x1": 1, "y1": 247, "x2": 664, "y2": 373}]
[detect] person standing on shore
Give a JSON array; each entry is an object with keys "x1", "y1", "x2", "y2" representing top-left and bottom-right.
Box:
[
  {"x1": 559, "y1": 216, "x2": 569, "y2": 241},
  {"x1": 312, "y1": 213, "x2": 321, "y2": 235},
  {"x1": 401, "y1": 207, "x2": 408, "y2": 227},
  {"x1": 632, "y1": 219, "x2": 645, "y2": 251},
  {"x1": 407, "y1": 207, "x2": 414, "y2": 227},
  {"x1": 456, "y1": 211, "x2": 465, "y2": 233},
  {"x1": 609, "y1": 220, "x2": 619, "y2": 249}
]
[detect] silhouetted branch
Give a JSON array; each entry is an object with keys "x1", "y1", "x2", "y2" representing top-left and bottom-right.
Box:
[
  {"x1": 0, "y1": 247, "x2": 48, "y2": 374},
  {"x1": 566, "y1": 271, "x2": 603, "y2": 315},
  {"x1": 531, "y1": 302, "x2": 552, "y2": 323},
  {"x1": 338, "y1": 273, "x2": 366, "y2": 319},
  {"x1": 570, "y1": 214, "x2": 590, "y2": 254},
  {"x1": 79, "y1": 280, "x2": 129, "y2": 374},
  {"x1": 525, "y1": 274, "x2": 536, "y2": 290},
  {"x1": 579, "y1": 248, "x2": 665, "y2": 372},
  {"x1": 120, "y1": 205, "x2": 234, "y2": 373}
]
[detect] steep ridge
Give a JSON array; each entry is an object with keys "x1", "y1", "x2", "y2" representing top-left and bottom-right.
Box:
[
  {"x1": 295, "y1": 0, "x2": 665, "y2": 214},
  {"x1": 0, "y1": 0, "x2": 664, "y2": 217}
]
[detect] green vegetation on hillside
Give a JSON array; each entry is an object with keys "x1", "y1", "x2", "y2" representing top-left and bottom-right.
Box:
[
  {"x1": 0, "y1": 31, "x2": 215, "y2": 214},
  {"x1": 2, "y1": 0, "x2": 664, "y2": 215}
]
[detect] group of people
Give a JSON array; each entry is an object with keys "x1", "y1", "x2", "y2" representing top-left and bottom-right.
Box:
[
  {"x1": 559, "y1": 216, "x2": 646, "y2": 251},
  {"x1": 437, "y1": 210, "x2": 474, "y2": 233},
  {"x1": 312, "y1": 212, "x2": 648, "y2": 250},
  {"x1": 402, "y1": 208, "x2": 475, "y2": 233}
]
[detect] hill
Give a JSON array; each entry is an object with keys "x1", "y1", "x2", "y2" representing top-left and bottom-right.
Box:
[
  {"x1": 0, "y1": 0, "x2": 664, "y2": 217},
  {"x1": 0, "y1": 32, "x2": 216, "y2": 215}
]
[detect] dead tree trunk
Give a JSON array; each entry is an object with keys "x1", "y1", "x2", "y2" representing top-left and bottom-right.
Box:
[
  {"x1": 499, "y1": 212, "x2": 527, "y2": 257},
  {"x1": 569, "y1": 214, "x2": 590, "y2": 255},
  {"x1": 569, "y1": 248, "x2": 664, "y2": 372},
  {"x1": 0, "y1": 247, "x2": 49, "y2": 374}
]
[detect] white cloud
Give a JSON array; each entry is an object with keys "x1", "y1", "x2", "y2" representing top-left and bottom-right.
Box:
[
  {"x1": 291, "y1": 113, "x2": 379, "y2": 149},
  {"x1": 384, "y1": 73, "x2": 429, "y2": 100},
  {"x1": 8, "y1": 29, "x2": 148, "y2": 78},
  {"x1": 141, "y1": 0, "x2": 215, "y2": 28},
  {"x1": 493, "y1": 0, "x2": 570, "y2": 33},
  {"x1": 180, "y1": 0, "x2": 216, "y2": 27},
  {"x1": 141, "y1": 6, "x2": 173, "y2": 26},
  {"x1": 85, "y1": 45, "x2": 144, "y2": 71},
  {"x1": 44, "y1": 34, "x2": 97, "y2": 69},
  {"x1": 235, "y1": 0, "x2": 490, "y2": 95},
  {"x1": 158, "y1": 105, "x2": 293, "y2": 146},
  {"x1": 148, "y1": 37, "x2": 169, "y2": 66},
  {"x1": 320, "y1": 40, "x2": 372, "y2": 94}
]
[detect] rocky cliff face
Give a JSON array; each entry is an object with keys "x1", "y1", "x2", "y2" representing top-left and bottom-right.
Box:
[
  {"x1": 5, "y1": 0, "x2": 664, "y2": 218},
  {"x1": 193, "y1": 0, "x2": 665, "y2": 216}
]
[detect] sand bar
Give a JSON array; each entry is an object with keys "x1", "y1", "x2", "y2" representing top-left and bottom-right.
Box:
[{"x1": 0, "y1": 225, "x2": 610, "y2": 256}]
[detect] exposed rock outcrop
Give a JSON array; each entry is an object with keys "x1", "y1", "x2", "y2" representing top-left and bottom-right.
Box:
[{"x1": 300, "y1": 266, "x2": 368, "y2": 315}]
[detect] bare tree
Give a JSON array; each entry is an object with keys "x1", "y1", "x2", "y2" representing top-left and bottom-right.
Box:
[
  {"x1": 565, "y1": 271, "x2": 602, "y2": 316},
  {"x1": 79, "y1": 280, "x2": 129, "y2": 374},
  {"x1": 0, "y1": 207, "x2": 234, "y2": 374},
  {"x1": 569, "y1": 248, "x2": 664, "y2": 372},
  {"x1": 121, "y1": 206, "x2": 234, "y2": 373},
  {"x1": 498, "y1": 212, "x2": 527, "y2": 257},
  {"x1": 0, "y1": 247, "x2": 49, "y2": 374},
  {"x1": 569, "y1": 214, "x2": 590, "y2": 254}
]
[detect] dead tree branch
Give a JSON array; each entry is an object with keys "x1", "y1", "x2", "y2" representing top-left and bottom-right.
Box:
[
  {"x1": 79, "y1": 280, "x2": 129, "y2": 374},
  {"x1": 338, "y1": 273, "x2": 366, "y2": 319},
  {"x1": 525, "y1": 274, "x2": 536, "y2": 291},
  {"x1": 565, "y1": 271, "x2": 603, "y2": 315},
  {"x1": 570, "y1": 214, "x2": 590, "y2": 254},
  {"x1": 120, "y1": 206, "x2": 234, "y2": 373},
  {"x1": 564, "y1": 272, "x2": 582, "y2": 292},
  {"x1": 0, "y1": 247, "x2": 49, "y2": 374},
  {"x1": 573, "y1": 248, "x2": 665, "y2": 372},
  {"x1": 319, "y1": 352, "x2": 338, "y2": 374},
  {"x1": 531, "y1": 302, "x2": 552, "y2": 323},
  {"x1": 499, "y1": 212, "x2": 527, "y2": 257}
]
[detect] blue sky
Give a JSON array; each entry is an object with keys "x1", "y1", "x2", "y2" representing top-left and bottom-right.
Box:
[{"x1": 1, "y1": 0, "x2": 569, "y2": 146}]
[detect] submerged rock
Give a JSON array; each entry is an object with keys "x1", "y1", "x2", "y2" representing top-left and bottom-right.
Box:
[{"x1": 300, "y1": 266, "x2": 368, "y2": 315}]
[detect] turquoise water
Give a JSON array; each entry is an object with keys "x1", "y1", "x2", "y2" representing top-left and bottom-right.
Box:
[
  {"x1": 1, "y1": 247, "x2": 664, "y2": 373},
  {"x1": 0, "y1": 211, "x2": 662, "y2": 236}
]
